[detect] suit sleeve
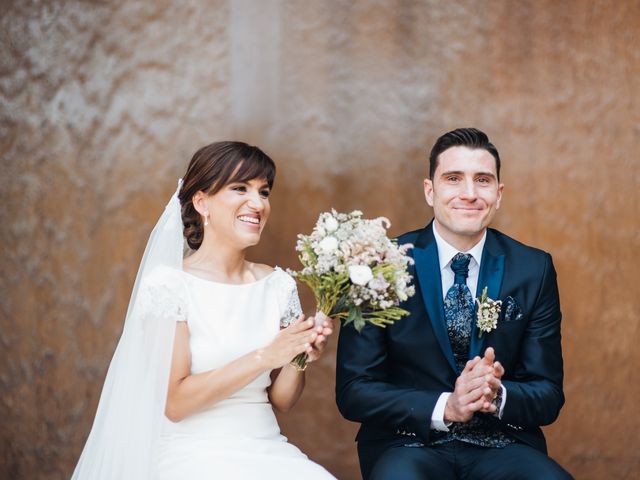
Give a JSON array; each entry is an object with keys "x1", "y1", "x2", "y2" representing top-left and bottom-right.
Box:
[
  {"x1": 335, "y1": 319, "x2": 441, "y2": 442},
  {"x1": 501, "y1": 253, "x2": 565, "y2": 428}
]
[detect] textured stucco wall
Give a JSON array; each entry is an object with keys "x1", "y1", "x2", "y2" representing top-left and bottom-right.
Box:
[{"x1": 1, "y1": 1, "x2": 639, "y2": 479}]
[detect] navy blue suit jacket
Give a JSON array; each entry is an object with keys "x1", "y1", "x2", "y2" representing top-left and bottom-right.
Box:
[{"x1": 336, "y1": 223, "x2": 564, "y2": 457}]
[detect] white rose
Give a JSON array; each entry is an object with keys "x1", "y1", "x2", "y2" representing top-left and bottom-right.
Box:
[
  {"x1": 324, "y1": 216, "x2": 339, "y2": 233},
  {"x1": 349, "y1": 265, "x2": 374, "y2": 286},
  {"x1": 318, "y1": 236, "x2": 339, "y2": 253}
]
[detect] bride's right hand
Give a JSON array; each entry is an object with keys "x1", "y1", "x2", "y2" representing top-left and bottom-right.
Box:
[{"x1": 258, "y1": 315, "x2": 316, "y2": 370}]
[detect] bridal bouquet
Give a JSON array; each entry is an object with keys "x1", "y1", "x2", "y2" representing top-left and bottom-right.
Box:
[{"x1": 289, "y1": 209, "x2": 415, "y2": 369}]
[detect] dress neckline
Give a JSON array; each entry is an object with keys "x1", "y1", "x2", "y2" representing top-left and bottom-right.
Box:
[{"x1": 180, "y1": 266, "x2": 279, "y2": 286}]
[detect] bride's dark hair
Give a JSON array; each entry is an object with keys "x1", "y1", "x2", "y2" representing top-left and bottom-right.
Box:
[{"x1": 178, "y1": 141, "x2": 276, "y2": 250}]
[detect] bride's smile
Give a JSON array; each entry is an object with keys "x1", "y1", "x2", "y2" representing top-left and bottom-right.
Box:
[{"x1": 237, "y1": 214, "x2": 260, "y2": 226}]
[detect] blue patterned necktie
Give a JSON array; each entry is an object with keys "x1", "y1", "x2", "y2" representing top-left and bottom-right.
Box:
[{"x1": 444, "y1": 253, "x2": 474, "y2": 373}]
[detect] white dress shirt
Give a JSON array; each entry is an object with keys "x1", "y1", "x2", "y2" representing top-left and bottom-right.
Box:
[{"x1": 429, "y1": 223, "x2": 507, "y2": 431}]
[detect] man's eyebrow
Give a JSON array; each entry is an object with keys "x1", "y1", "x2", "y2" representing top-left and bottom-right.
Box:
[
  {"x1": 475, "y1": 171, "x2": 497, "y2": 178},
  {"x1": 439, "y1": 170, "x2": 496, "y2": 179}
]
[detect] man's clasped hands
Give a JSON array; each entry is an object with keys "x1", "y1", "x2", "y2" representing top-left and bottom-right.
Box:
[{"x1": 444, "y1": 347, "x2": 505, "y2": 423}]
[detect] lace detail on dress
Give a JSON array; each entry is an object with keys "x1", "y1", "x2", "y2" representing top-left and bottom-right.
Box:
[
  {"x1": 269, "y1": 267, "x2": 303, "y2": 328},
  {"x1": 136, "y1": 283, "x2": 188, "y2": 322},
  {"x1": 281, "y1": 286, "x2": 302, "y2": 328},
  {"x1": 135, "y1": 267, "x2": 188, "y2": 323}
]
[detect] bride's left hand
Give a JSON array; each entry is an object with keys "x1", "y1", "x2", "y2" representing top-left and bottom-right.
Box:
[{"x1": 305, "y1": 315, "x2": 334, "y2": 363}]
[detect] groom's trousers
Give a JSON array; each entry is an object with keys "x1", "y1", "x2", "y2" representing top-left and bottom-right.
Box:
[{"x1": 361, "y1": 440, "x2": 573, "y2": 480}]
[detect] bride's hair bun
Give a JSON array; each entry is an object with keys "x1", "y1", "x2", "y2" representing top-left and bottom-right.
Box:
[{"x1": 178, "y1": 141, "x2": 276, "y2": 250}]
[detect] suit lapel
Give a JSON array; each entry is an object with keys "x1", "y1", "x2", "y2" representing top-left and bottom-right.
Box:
[
  {"x1": 470, "y1": 230, "x2": 506, "y2": 359},
  {"x1": 413, "y1": 226, "x2": 458, "y2": 374}
]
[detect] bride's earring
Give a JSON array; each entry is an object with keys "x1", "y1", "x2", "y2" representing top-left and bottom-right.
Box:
[{"x1": 204, "y1": 213, "x2": 209, "y2": 226}]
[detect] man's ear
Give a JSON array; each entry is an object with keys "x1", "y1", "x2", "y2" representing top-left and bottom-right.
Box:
[
  {"x1": 423, "y1": 178, "x2": 434, "y2": 207},
  {"x1": 496, "y1": 183, "x2": 504, "y2": 210}
]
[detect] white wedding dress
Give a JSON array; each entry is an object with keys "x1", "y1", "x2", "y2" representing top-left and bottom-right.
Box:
[{"x1": 139, "y1": 265, "x2": 335, "y2": 480}]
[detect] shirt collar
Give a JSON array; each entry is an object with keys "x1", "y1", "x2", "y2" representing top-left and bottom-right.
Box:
[{"x1": 432, "y1": 222, "x2": 487, "y2": 271}]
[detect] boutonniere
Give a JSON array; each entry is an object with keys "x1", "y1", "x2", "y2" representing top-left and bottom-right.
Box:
[{"x1": 476, "y1": 287, "x2": 502, "y2": 337}]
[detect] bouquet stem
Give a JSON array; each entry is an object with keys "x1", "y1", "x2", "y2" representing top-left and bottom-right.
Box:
[{"x1": 291, "y1": 352, "x2": 309, "y2": 371}]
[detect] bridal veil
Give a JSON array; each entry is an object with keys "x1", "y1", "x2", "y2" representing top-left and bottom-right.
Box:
[{"x1": 72, "y1": 180, "x2": 185, "y2": 479}]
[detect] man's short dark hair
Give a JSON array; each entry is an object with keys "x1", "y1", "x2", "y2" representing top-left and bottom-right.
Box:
[{"x1": 428, "y1": 128, "x2": 501, "y2": 180}]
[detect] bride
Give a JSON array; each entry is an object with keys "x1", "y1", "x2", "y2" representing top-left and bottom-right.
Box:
[{"x1": 72, "y1": 141, "x2": 336, "y2": 479}]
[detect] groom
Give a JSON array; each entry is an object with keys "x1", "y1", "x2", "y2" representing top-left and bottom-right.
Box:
[{"x1": 336, "y1": 128, "x2": 571, "y2": 479}]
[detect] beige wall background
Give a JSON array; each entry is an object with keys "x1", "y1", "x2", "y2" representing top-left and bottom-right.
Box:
[{"x1": 1, "y1": 0, "x2": 639, "y2": 478}]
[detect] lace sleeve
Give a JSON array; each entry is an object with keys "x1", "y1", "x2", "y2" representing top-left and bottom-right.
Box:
[
  {"x1": 281, "y1": 283, "x2": 303, "y2": 328},
  {"x1": 271, "y1": 268, "x2": 303, "y2": 328},
  {"x1": 135, "y1": 267, "x2": 188, "y2": 324}
]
